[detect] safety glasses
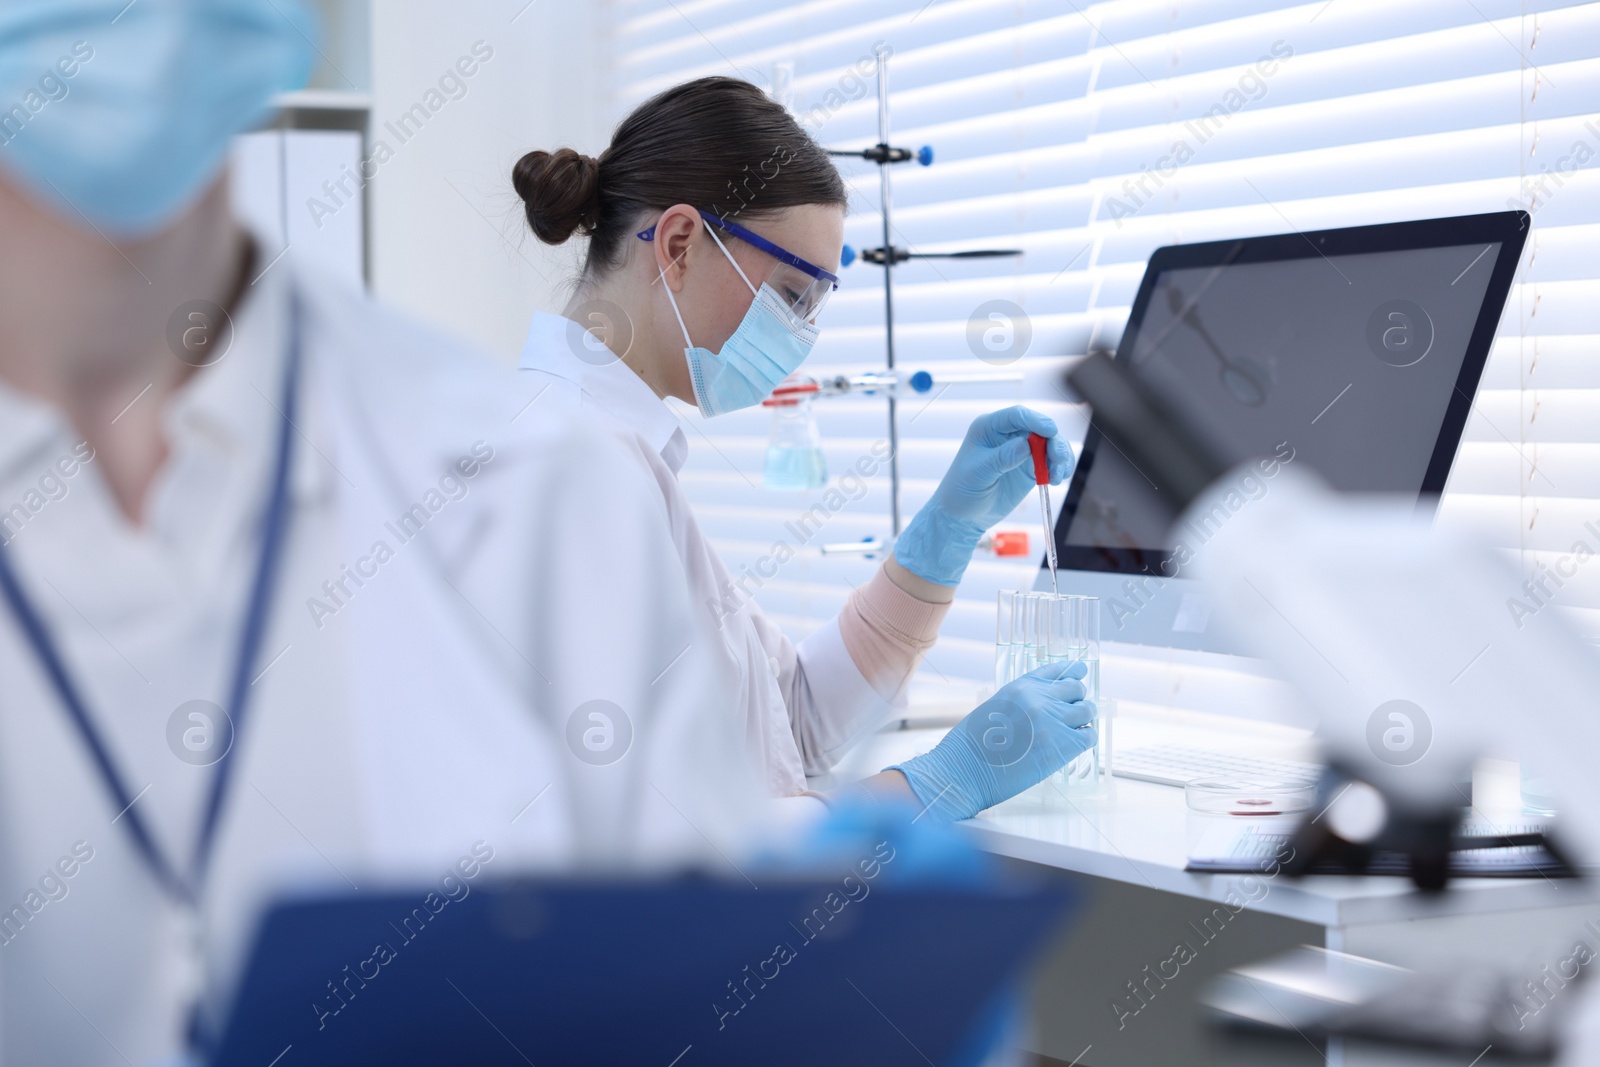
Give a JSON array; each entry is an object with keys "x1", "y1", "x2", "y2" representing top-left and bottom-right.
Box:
[{"x1": 637, "y1": 210, "x2": 840, "y2": 324}]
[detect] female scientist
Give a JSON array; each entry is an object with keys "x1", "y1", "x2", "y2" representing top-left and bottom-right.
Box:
[
  {"x1": 0, "y1": 3, "x2": 757, "y2": 1063},
  {"x1": 511, "y1": 77, "x2": 1095, "y2": 821}
]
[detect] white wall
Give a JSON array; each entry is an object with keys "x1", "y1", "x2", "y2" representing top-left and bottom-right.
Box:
[{"x1": 367, "y1": 0, "x2": 610, "y2": 361}]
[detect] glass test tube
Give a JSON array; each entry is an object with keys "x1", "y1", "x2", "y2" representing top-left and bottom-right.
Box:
[
  {"x1": 994, "y1": 589, "x2": 1018, "y2": 690},
  {"x1": 1045, "y1": 595, "x2": 1100, "y2": 701},
  {"x1": 1046, "y1": 595, "x2": 1101, "y2": 793},
  {"x1": 1016, "y1": 593, "x2": 1045, "y2": 678}
]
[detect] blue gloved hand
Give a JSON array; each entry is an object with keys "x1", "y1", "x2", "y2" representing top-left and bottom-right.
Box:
[
  {"x1": 889, "y1": 659, "x2": 1095, "y2": 822},
  {"x1": 748, "y1": 791, "x2": 996, "y2": 886},
  {"x1": 893, "y1": 406, "x2": 1073, "y2": 586}
]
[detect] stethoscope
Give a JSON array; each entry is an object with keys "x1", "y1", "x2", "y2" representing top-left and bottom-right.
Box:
[{"x1": 0, "y1": 287, "x2": 301, "y2": 1041}]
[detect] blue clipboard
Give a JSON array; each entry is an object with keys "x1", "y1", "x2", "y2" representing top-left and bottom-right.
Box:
[{"x1": 209, "y1": 874, "x2": 1077, "y2": 1066}]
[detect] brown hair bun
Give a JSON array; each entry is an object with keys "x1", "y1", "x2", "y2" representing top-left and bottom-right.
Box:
[
  {"x1": 512, "y1": 147, "x2": 602, "y2": 245},
  {"x1": 511, "y1": 77, "x2": 846, "y2": 280}
]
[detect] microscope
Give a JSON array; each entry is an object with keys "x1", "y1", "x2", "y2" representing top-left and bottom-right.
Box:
[{"x1": 1065, "y1": 351, "x2": 1599, "y2": 890}]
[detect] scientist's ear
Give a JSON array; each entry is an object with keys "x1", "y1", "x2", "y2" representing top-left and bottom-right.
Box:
[{"x1": 652, "y1": 203, "x2": 702, "y2": 292}]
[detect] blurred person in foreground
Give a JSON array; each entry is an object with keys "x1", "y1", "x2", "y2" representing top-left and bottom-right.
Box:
[{"x1": 0, "y1": 1, "x2": 757, "y2": 1062}]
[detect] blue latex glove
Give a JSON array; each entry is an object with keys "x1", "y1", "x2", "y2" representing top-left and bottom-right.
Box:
[
  {"x1": 748, "y1": 791, "x2": 996, "y2": 886},
  {"x1": 889, "y1": 659, "x2": 1095, "y2": 822},
  {"x1": 893, "y1": 406, "x2": 1073, "y2": 586}
]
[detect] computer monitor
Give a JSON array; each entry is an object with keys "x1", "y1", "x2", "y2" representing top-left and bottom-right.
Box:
[{"x1": 1045, "y1": 210, "x2": 1529, "y2": 653}]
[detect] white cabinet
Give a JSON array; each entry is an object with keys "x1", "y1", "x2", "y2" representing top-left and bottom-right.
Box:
[
  {"x1": 230, "y1": 128, "x2": 366, "y2": 286},
  {"x1": 229, "y1": 0, "x2": 371, "y2": 285}
]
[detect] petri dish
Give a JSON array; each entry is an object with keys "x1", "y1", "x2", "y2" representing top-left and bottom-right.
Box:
[{"x1": 1185, "y1": 777, "x2": 1317, "y2": 817}]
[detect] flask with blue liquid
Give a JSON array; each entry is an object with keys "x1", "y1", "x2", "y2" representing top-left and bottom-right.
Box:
[{"x1": 762, "y1": 377, "x2": 827, "y2": 490}]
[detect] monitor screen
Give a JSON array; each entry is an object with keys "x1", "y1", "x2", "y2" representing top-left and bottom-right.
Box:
[{"x1": 1058, "y1": 221, "x2": 1523, "y2": 577}]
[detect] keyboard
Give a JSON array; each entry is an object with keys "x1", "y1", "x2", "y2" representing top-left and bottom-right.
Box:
[{"x1": 1113, "y1": 744, "x2": 1321, "y2": 788}]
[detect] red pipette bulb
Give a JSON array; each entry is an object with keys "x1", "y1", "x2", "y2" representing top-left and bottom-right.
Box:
[
  {"x1": 1028, "y1": 433, "x2": 1049, "y2": 485},
  {"x1": 1028, "y1": 434, "x2": 1059, "y2": 593}
]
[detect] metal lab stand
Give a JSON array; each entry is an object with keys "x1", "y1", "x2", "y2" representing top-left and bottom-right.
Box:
[{"x1": 824, "y1": 51, "x2": 1022, "y2": 538}]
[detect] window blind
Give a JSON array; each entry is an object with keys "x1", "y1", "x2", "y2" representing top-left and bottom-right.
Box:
[{"x1": 609, "y1": 0, "x2": 1600, "y2": 719}]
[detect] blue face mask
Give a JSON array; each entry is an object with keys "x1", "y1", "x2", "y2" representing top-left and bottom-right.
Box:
[
  {"x1": 663, "y1": 226, "x2": 820, "y2": 419},
  {"x1": 0, "y1": 0, "x2": 316, "y2": 237}
]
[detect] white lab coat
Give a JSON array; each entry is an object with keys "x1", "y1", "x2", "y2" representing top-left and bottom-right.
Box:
[
  {"x1": 0, "y1": 263, "x2": 757, "y2": 1065},
  {"x1": 518, "y1": 311, "x2": 897, "y2": 797}
]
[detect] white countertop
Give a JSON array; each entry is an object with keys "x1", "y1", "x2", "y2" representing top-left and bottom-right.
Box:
[{"x1": 832, "y1": 709, "x2": 1600, "y2": 929}]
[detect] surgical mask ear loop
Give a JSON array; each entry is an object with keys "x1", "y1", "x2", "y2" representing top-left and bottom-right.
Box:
[
  {"x1": 658, "y1": 219, "x2": 760, "y2": 349},
  {"x1": 659, "y1": 262, "x2": 695, "y2": 350},
  {"x1": 703, "y1": 224, "x2": 759, "y2": 296}
]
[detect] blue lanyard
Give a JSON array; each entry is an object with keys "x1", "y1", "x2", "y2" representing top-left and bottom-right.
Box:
[{"x1": 0, "y1": 291, "x2": 302, "y2": 907}]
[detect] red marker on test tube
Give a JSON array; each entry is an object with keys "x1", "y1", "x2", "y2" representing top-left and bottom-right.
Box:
[{"x1": 1028, "y1": 433, "x2": 1059, "y2": 595}]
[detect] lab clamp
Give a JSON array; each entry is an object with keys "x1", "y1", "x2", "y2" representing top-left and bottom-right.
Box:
[{"x1": 764, "y1": 52, "x2": 1025, "y2": 556}]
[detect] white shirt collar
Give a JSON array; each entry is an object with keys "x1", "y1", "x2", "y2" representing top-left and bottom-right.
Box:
[
  {"x1": 0, "y1": 251, "x2": 327, "y2": 555},
  {"x1": 517, "y1": 310, "x2": 689, "y2": 474},
  {"x1": 0, "y1": 378, "x2": 62, "y2": 488},
  {"x1": 0, "y1": 250, "x2": 329, "y2": 626},
  {"x1": 0, "y1": 242, "x2": 292, "y2": 476},
  {"x1": 148, "y1": 253, "x2": 332, "y2": 514}
]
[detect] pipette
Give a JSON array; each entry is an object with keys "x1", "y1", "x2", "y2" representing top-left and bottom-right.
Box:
[{"x1": 1028, "y1": 433, "x2": 1059, "y2": 594}]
